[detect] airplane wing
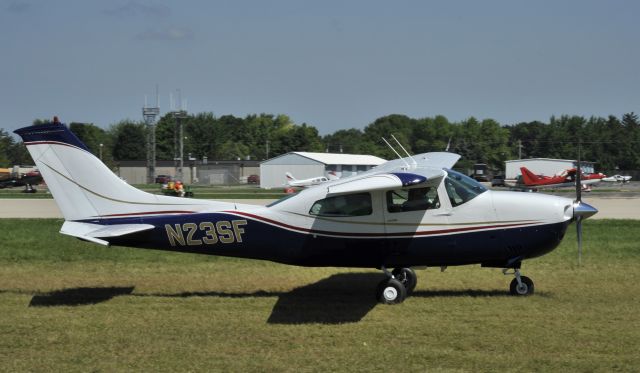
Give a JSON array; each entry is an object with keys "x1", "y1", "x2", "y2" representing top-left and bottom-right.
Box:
[
  {"x1": 514, "y1": 182, "x2": 574, "y2": 190},
  {"x1": 327, "y1": 169, "x2": 445, "y2": 195},
  {"x1": 414, "y1": 152, "x2": 461, "y2": 169},
  {"x1": 372, "y1": 152, "x2": 461, "y2": 173},
  {"x1": 60, "y1": 221, "x2": 155, "y2": 246}
]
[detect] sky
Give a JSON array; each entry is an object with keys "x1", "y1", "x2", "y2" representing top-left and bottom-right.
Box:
[{"x1": 1, "y1": 0, "x2": 639, "y2": 135}]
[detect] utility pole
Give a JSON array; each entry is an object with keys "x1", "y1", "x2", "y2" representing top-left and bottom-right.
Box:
[
  {"x1": 143, "y1": 86, "x2": 160, "y2": 184},
  {"x1": 265, "y1": 139, "x2": 270, "y2": 160},
  {"x1": 517, "y1": 139, "x2": 523, "y2": 159}
]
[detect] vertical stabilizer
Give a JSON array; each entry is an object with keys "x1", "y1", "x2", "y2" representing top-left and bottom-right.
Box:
[
  {"x1": 14, "y1": 122, "x2": 224, "y2": 221},
  {"x1": 520, "y1": 167, "x2": 541, "y2": 185}
]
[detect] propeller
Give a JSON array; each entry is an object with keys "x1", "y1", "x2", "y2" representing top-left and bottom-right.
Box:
[
  {"x1": 576, "y1": 142, "x2": 582, "y2": 265},
  {"x1": 573, "y1": 141, "x2": 598, "y2": 265}
]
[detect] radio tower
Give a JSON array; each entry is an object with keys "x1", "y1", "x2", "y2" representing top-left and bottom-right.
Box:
[{"x1": 143, "y1": 86, "x2": 160, "y2": 184}]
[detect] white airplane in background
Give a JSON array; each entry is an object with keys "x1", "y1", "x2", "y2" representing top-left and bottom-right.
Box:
[
  {"x1": 602, "y1": 174, "x2": 632, "y2": 183},
  {"x1": 14, "y1": 120, "x2": 598, "y2": 304},
  {"x1": 285, "y1": 171, "x2": 339, "y2": 188}
]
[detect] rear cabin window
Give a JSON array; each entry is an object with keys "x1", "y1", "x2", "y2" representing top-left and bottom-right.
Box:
[
  {"x1": 387, "y1": 187, "x2": 440, "y2": 213},
  {"x1": 309, "y1": 192, "x2": 372, "y2": 217}
]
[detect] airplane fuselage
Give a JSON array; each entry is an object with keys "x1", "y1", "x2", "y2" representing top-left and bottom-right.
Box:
[{"x1": 89, "y1": 188, "x2": 573, "y2": 269}]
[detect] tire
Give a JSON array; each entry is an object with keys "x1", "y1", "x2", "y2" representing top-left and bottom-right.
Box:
[
  {"x1": 392, "y1": 267, "x2": 418, "y2": 294},
  {"x1": 509, "y1": 276, "x2": 534, "y2": 296},
  {"x1": 377, "y1": 278, "x2": 407, "y2": 304}
]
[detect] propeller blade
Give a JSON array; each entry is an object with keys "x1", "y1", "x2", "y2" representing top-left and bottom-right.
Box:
[
  {"x1": 576, "y1": 216, "x2": 583, "y2": 266},
  {"x1": 576, "y1": 142, "x2": 582, "y2": 203}
]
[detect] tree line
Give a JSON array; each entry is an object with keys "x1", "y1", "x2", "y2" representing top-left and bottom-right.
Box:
[{"x1": 1, "y1": 112, "x2": 639, "y2": 172}]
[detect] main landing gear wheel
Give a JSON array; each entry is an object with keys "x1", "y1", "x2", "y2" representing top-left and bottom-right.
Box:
[
  {"x1": 509, "y1": 275, "x2": 534, "y2": 296},
  {"x1": 392, "y1": 267, "x2": 417, "y2": 294},
  {"x1": 377, "y1": 278, "x2": 407, "y2": 304}
]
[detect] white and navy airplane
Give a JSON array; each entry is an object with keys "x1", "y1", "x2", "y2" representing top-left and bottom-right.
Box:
[{"x1": 15, "y1": 120, "x2": 598, "y2": 304}]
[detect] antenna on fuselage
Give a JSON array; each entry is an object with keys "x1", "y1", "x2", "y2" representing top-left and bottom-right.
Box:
[
  {"x1": 382, "y1": 137, "x2": 411, "y2": 169},
  {"x1": 390, "y1": 134, "x2": 417, "y2": 168}
]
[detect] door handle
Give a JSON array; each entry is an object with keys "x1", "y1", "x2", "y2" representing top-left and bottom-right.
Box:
[{"x1": 435, "y1": 212, "x2": 452, "y2": 216}]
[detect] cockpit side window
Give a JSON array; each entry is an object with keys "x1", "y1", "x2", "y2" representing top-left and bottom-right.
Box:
[
  {"x1": 444, "y1": 169, "x2": 487, "y2": 207},
  {"x1": 309, "y1": 192, "x2": 372, "y2": 217},
  {"x1": 386, "y1": 187, "x2": 440, "y2": 213}
]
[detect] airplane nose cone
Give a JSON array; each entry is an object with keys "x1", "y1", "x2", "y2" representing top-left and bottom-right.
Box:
[{"x1": 573, "y1": 201, "x2": 598, "y2": 220}]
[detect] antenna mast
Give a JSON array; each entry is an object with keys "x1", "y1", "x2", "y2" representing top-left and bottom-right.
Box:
[
  {"x1": 382, "y1": 137, "x2": 411, "y2": 169},
  {"x1": 390, "y1": 134, "x2": 417, "y2": 167}
]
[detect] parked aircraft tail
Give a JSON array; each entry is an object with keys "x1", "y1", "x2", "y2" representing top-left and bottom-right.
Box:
[
  {"x1": 14, "y1": 121, "x2": 225, "y2": 222},
  {"x1": 519, "y1": 167, "x2": 540, "y2": 185},
  {"x1": 285, "y1": 172, "x2": 296, "y2": 181}
]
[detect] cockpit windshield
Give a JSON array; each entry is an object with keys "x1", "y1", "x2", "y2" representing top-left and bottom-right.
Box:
[{"x1": 444, "y1": 169, "x2": 487, "y2": 207}]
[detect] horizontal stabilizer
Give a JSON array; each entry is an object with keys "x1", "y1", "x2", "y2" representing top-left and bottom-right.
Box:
[{"x1": 60, "y1": 221, "x2": 155, "y2": 246}]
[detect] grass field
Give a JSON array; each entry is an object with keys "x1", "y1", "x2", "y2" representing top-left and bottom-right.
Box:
[{"x1": 1, "y1": 219, "x2": 639, "y2": 372}]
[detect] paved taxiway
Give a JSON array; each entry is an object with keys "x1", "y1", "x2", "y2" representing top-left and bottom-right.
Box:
[{"x1": 1, "y1": 197, "x2": 638, "y2": 219}]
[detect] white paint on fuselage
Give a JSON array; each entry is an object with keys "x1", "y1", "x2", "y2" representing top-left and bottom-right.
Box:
[{"x1": 258, "y1": 179, "x2": 575, "y2": 238}]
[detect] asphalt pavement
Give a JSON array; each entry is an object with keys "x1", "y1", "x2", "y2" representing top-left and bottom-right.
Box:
[{"x1": 1, "y1": 196, "x2": 637, "y2": 219}]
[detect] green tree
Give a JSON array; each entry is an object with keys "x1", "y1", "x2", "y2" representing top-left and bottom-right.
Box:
[
  {"x1": 0, "y1": 129, "x2": 12, "y2": 167},
  {"x1": 276, "y1": 123, "x2": 324, "y2": 153},
  {"x1": 7, "y1": 142, "x2": 32, "y2": 165},
  {"x1": 218, "y1": 140, "x2": 250, "y2": 160},
  {"x1": 363, "y1": 114, "x2": 416, "y2": 158},
  {"x1": 619, "y1": 112, "x2": 640, "y2": 169},
  {"x1": 69, "y1": 122, "x2": 110, "y2": 159},
  {"x1": 110, "y1": 121, "x2": 146, "y2": 161},
  {"x1": 322, "y1": 128, "x2": 374, "y2": 154}
]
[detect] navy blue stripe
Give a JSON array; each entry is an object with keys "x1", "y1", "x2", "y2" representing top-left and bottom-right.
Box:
[
  {"x1": 95, "y1": 212, "x2": 569, "y2": 268},
  {"x1": 14, "y1": 123, "x2": 90, "y2": 152},
  {"x1": 391, "y1": 172, "x2": 427, "y2": 187}
]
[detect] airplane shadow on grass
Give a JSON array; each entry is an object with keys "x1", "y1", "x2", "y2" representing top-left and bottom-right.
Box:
[
  {"x1": 26, "y1": 273, "x2": 516, "y2": 324},
  {"x1": 29, "y1": 286, "x2": 135, "y2": 307},
  {"x1": 267, "y1": 273, "x2": 383, "y2": 324},
  {"x1": 26, "y1": 274, "x2": 383, "y2": 324}
]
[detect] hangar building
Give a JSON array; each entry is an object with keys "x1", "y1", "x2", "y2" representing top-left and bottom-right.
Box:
[
  {"x1": 505, "y1": 158, "x2": 595, "y2": 180},
  {"x1": 260, "y1": 152, "x2": 386, "y2": 189},
  {"x1": 117, "y1": 159, "x2": 260, "y2": 185}
]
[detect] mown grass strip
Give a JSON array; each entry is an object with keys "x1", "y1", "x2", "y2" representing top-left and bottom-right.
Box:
[{"x1": 0, "y1": 219, "x2": 639, "y2": 371}]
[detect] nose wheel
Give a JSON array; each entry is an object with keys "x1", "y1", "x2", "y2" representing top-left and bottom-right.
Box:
[
  {"x1": 376, "y1": 267, "x2": 417, "y2": 304},
  {"x1": 505, "y1": 268, "x2": 535, "y2": 296}
]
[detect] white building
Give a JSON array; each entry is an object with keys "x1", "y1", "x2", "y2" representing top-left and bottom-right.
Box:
[
  {"x1": 505, "y1": 158, "x2": 595, "y2": 180},
  {"x1": 260, "y1": 152, "x2": 386, "y2": 189}
]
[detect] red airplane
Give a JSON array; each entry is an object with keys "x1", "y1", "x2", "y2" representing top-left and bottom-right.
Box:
[{"x1": 519, "y1": 167, "x2": 605, "y2": 189}]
